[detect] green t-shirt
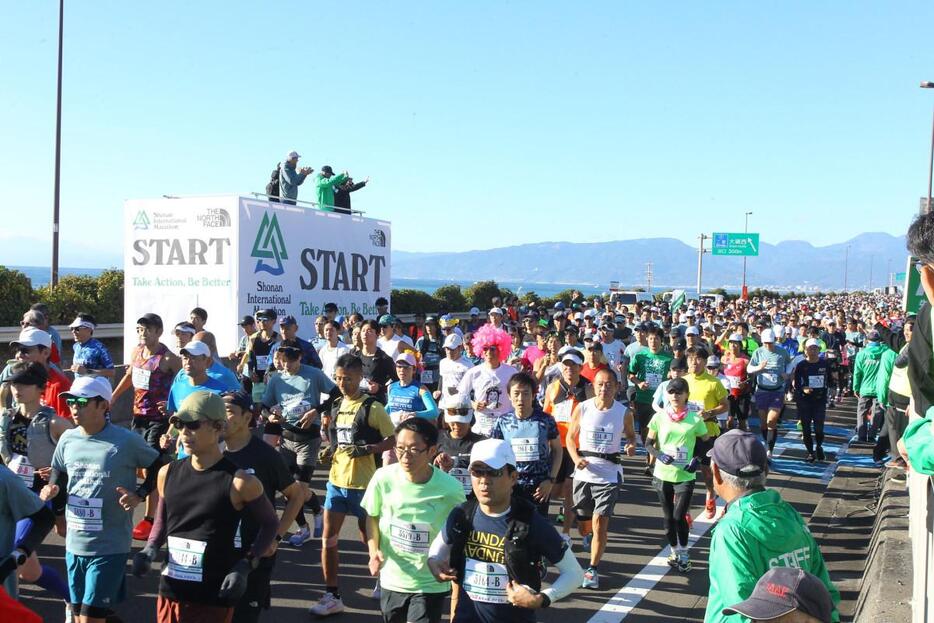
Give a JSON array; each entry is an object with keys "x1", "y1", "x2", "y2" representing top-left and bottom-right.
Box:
[
  {"x1": 629, "y1": 350, "x2": 674, "y2": 404},
  {"x1": 361, "y1": 463, "x2": 466, "y2": 593},
  {"x1": 648, "y1": 410, "x2": 708, "y2": 483}
]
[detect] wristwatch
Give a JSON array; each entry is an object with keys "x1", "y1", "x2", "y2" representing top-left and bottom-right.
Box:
[{"x1": 540, "y1": 592, "x2": 552, "y2": 608}]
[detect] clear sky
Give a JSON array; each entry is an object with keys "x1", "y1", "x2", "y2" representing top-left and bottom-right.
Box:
[{"x1": 2, "y1": 1, "x2": 933, "y2": 266}]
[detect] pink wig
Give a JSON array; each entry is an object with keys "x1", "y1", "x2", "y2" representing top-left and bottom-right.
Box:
[{"x1": 471, "y1": 324, "x2": 512, "y2": 358}]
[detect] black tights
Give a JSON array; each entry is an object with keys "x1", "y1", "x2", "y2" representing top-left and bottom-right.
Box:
[
  {"x1": 796, "y1": 400, "x2": 826, "y2": 453},
  {"x1": 656, "y1": 480, "x2": 695, "y2": 547}
]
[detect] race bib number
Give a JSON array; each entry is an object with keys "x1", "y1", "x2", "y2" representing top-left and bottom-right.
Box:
[
  {"x1": 282, "y1": 396, "x2": 310, "y2": 422},
  {"x1": 583, "y1": 427, "x2": 613, "y2": 453},
  {"x1": 474, "y1": 412, "x2": 497, "y2": 436},
  {"x1": 336, "y1": 426, "x2": 354, "y2": 445},
  {"x1": 251, "y1": 382, "x2": 266, "y2": 404},
  {"x1": 255, "y1": 355, "x2": 270, "y2": 372},
  {"x1": 808, "y1": 375, "x2": 825, "y2": 389},
  {"x1": 463, "y1": 558, "x2": 509, "y2": 604},
  {"x1": 761, "y1": 372, "x2": 779, "y2": 386},
  {"x1": 686, "y1": 401, "x2": 703, "y2": 414},
  {"x1": 132, "y1": 366, "x2": 151, "y2": 390},
  {"x1": 164, "y1": 536, "x2": 207, "y2": 582},
  {"x1": 510, "y1": 437, "x2": 539, "y2": 462},
  {"x1": 389, "y1": 520, "x2": 431, "y2": 555},
  {"x1": 450, "y1": 467, "x2": 472, "y2": 493},
  {"x1": 645, "y1": 372, "x2": 663, "y2": 389},
  {"x1": 66, "y1": 496, "x2": 103, "y2": 532},
  {"x1": 663, "y1": 444, "x2": 689, "y2": 466},
  {"x1": 8, "y1": 454, "x2": 34, "y2": 488},
  {"x1": 420, "y1": 369, "x2": 435, "y2": 384},
  {"x1": 727, "y1": 375, "x2": 741, "y2": 389},
  {"x1": 552, "y1": 400, "x2": 573, "y2": 424}
]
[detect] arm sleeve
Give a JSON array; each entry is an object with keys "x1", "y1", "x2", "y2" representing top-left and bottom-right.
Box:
[
  {"x1": 137, "y1": 456, "x2": 163, "y2": 498},
  {"x1": 245, "y1": 494, "x2": 279, "y2": 559},
  {"x1": 146, "y1": 496, "x2": 168, "y2": 549},
  {"x1": 416, "y1": 390, "x2": 439, "y2": 420},
  {"x1": 541, "y1": 546, "x2": 584, "y2": 605},
  {"x1": 15, "y1": 505, "x2": 55, "y2": 556}
]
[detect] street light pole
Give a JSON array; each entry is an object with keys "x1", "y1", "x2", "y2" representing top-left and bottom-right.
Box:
[
  {"x1": 921, "y1": 81, "x2": 934, "y2": 213},
  {"x1": 697, "y1": 234, "x2": 708, "y2": 296},
  {"x1": 51, "y1": 0, "x2": 64, "y2": 287},
  {"x1": 844, "y1": 245, "x2": 850, "y2": 292},
  {"x1": 868, "y1": 254, "x2": 874, "y2": 291},
  {"x1": 742, "y1": 211, "x2": 752, "y2": 300}
]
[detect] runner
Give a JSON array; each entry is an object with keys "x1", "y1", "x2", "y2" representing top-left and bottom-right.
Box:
[
  {"x1": 565, "y1": 368, "x2": 636, "y2": 588},
  {"x1": 377, "y1": 315, "x2": 407, "y2": 360},
  {"x1": 111, "y1": 312, "x2": 181, "y2": 541},
  {"x1": 40, "y1": 376, "x2": 161, "y2": 623},
  {"x1": 356, "y1": 319, "x2": 397, "y2": 405},
  {"x1": 269, "y1": 315, "x2": 324, "y2": 369},
  {"x1": 189, "y1": 306, "x2": 220, "y2": 358},
  {"x1": 629, "y1": 327, "x2": 673, "y2": 475},
  {"x1": 490, "y1": 372, "x2": 562, "y2": 516},
  {"x1": 457, "y1": 325, "x2": 518, "y2": 437},
  {"x1": 684, "y1": 347, "x2": 729, "y2": 519},
  {"x1": 362, "y1": 418, "x2": 466, "y2": 623},
  {"x1": 318, "y1": 320, "x2": 351, "y2": 381},
  {"x1": 230, "y1": 315, "x2": 257, "y2": 390},
  {"x1": 240, "y1": 309, "x2": 280, "y2": 442},
  {"x1": 132, "y1": 391, "x2": 279, "y2": 623},
  {"x1": 0, "y1": 362, "x2": 71, "y2": 604},
  {"x1": 437, "y1": 333, "x2": 474, "y2": 400},
  {"x1": 261, "y1": 345, "x2": 340, "y2": 546},
  {"x1": 385, "y1": 353, "x2": 439, "y2": 446},
  {"x1": 435, "y1": 394, "x2": 485, "y2": 497},
  {"x1": 721, "y1": 334, "x2": 751, "y2": 431},
  {"x1": 68, "y1": 314, "x2": 115, "y2": 379},
  {"x1": 792, "y1": 339, "x2": 831, "y2": 462},
  {"x1": 10, "y1": 328, "x2": 71, "y2": 420},
  {"x1": 221, "y1": 390, "x2": 307, "y2": 623},
  {"x1": 415, "y1": 316, "x2": 444, "y2": 393},
  {"x1": 644, "y1": 377, "x2": 709, "y2": 573},
  {"x1": 310, "y1": 353, "x2": 396, "y2": 616},
  {"x1": 426, "y1": 438, "x2": 584, "y2": 622},
  {"x1": 652, "y1": 356, "x2": 689, "y2": 412},
  {"x1": 747, "y1": 329, "x2": 791, "y2": 457}
]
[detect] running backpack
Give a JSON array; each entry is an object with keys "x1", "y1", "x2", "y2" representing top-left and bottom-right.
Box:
[{"x1": 265, "y1": 165, "x2": 281, "y2": 202}]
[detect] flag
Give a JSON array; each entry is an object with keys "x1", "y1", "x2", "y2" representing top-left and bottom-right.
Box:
[{"x1": 671, "y1": 289, "x2": 686, "y2": 313}]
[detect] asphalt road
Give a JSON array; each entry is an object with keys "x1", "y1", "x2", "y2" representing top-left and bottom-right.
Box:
[{"x1": 21, "y1": 397, "x2": 861, "y2": 623}]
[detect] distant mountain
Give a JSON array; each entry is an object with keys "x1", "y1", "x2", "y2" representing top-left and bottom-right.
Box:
[
  {"x1": 392, "y1": 233, "x2": 910, "y2": 292},
  {"x1": 0, "y1": 236, "x2": 122, "y2": 269}
]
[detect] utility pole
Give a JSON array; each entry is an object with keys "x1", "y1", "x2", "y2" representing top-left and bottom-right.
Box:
[
  {"x1": 645, "y1": 262, "x2": 654, "y2": 292},
  {"x1": 742, "y1": 211, "x2": 752, "y2": 299},
  {"x1": 51, "y1": 0, "x2": 64, "y2": 287},
  {"x1": 868, "y1": 254, "x2": 874, "y2": 291},
  {"x1": 697, "y1": 234, "x2": 709, "y2": 296},
  {"x1": 843, "y1": 245, "x2": 850, "y2": 292}
]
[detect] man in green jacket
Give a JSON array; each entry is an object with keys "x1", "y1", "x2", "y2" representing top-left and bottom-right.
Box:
[
  {"x1": 704, "y1": 430, "x2": 840, "y2": 623},
  {"x1": 315, "y1": 165, "x2": 349, "y2": 212},
  {"x1": 851, "y1": 330, "x2": 895, "y2": 443}
]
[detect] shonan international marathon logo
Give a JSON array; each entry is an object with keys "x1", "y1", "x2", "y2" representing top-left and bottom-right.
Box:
[
  {"x1": 133, "y1": 210, "x2": 150, "y2": 230},
  {"x1": 251, "y1": 212, "x2": 288, "y2": 276}
]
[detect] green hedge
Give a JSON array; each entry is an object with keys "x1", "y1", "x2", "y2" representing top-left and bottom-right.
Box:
[{"x1": 0, "y1": 267, "x2": 125, "y2": 326}]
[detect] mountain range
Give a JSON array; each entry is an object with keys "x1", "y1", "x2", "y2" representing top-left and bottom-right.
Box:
[{"x1": 392, "y1": 232, "x2": 911, "y2": 292}]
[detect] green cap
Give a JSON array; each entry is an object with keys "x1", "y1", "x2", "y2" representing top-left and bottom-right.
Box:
[{"x1": 170, "y1": 391, "x2": 226, "y2": 424}]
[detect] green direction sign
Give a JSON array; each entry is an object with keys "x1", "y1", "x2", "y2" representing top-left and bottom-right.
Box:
[
  {"x1": 904, "y1": 256, "x2": 926, "y2": 314},
  {"x1": 712, "y1": 232, "x2": 760, "y2": 256},
  {"x1": 895, "y1": 271, "x2": 906, "y2": 283}
]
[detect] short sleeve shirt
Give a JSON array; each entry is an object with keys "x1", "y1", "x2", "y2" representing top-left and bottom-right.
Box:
[
  {"x1": 685, "y1": 372, "x2": 728, "y2": 437},
  {"x1": 262, "y1": 365, "x2": 336, "y2": 426},
  {"x1": 629, "y1": 350, "x2": 674, "y2": 403},
  {"x1": 72, "y1": 338, "x2": 115, "y2": 375},
  {"x1": 328, "y1": 396, "x2": 396, "y2": 490},
  {"x1": 648, "y1": 410, "x2": 708, "y2": 483},
  {"x1": 490, "y1": 410, "x2": 558, "y2": 486},
  {"x1": 0, "y1": 465, "x2": 43, "y2": 596}
]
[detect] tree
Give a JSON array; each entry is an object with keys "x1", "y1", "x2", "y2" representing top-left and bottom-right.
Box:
[
  {"x1": 34, "y1": 275, "x2": 101, "y2": 324},
  {"x1": 432, "y1": 284, "x2": 467, "y2": 313},
  {"x1": 0, "y1": 266, "x2": 34, "y2": 326},
  {"x1": 519, "y1": 291, "x2": 542, "y2": 307},
  {"x1": 390, "y1": 289, "x2": 437, "y2": 315},
  {"x1": 464, "y1": 280, "x2": 503, "y2": 310},
  {"x1": 95, "y1": 270, "x2": 124, "y2": 323}
]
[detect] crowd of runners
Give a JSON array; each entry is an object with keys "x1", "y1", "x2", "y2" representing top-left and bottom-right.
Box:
[{"x1": 0, "y1": 287, "x2": 911, "y2": 623}]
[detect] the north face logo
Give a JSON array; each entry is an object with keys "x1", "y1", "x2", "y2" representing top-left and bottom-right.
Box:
[{"x1": 251, "y1": 212, "x2": 288, "y2": 276}]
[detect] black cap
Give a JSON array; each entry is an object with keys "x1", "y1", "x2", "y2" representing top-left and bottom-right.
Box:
[
  {"x1": 324, "y1": 302, "x2": 339, "y2": 312},
  {"x1": 277, "y1": 345, "x2": 302, "y2": 357},
  {"x1": 375, "y1": 297, "x2": 389, "y2": 307},
  {"x1": 669, "y1": 356, "x2": 688, "y2": 370},
  {"x1": 673, "y1": 338, "x2": 687, "y2": 351},
  {"x1": 708, "y1": 429, "x2": 769, "y2": 477},
  {"x1": 255, "y1": 308, "x2": 278, "y2": 321},
  {"x1": 222, "y1": 390, "x2": 254, "y2": 413},
  {"x1": 321, "y1": 165, "x2": 334, "y2": 175},
  {"x1": 137, "y1": 313, "x2": 163, "y2": 329},
  {"x1": 723, "y1": 567, "x2": 833, "y2": 623},
  {"x1": 9, "y1": 362, "x2": 48, "y2": 387},
  {"x1": 239, "y1": 315, "x2": 255, "y2": 326}
]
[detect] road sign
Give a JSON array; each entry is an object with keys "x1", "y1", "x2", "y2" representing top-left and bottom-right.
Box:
[
  {"x1": 895, "y1": 271, "x2": 906, "y2": 283},
  {"x1": 711, "y1": 232, "x2": 760, "y2": 256},
  {"x1": 904, "y1": 256, "x2": 926, "y2": 314}
]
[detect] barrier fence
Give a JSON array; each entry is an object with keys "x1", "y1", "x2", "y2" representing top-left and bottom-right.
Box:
[{"x1": 909, "y1": 466, "x2": 934, "y2": 623}]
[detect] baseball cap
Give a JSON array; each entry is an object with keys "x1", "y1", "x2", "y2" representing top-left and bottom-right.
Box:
[
  {"x1": 867, "y1": 329, "x2": 881, "y2": 342},
  {"x1": 12, "y1": 328, "x2": 52, "y2": 349},
  {"x1": 180, "y1": 340, "x2": 211, "y2": 357},
  {"x1": 707, "y1": 429, "x2": 768, "y2": 477},
  {"x1": 441, "y1": 394, "x2": 473, "y2": 424},
  {"x1": 69, "y1": 316, "x2": 96, "y2": 330},
  {"x1": 559, "y1": 348, "x2": 584, "y2": 366},
  {"x1": 395, "y1": 352, "x2": 417, "y2": 366},
  {"x1": 760, "y1": 329, "x2": 776, "y2": 343},
  {"x1": 255, "y1": 308, "x2": 277, "y2": 321},
  {"x1": 707, "y1": 356, "x2": 721, "y2": 367},
  {"x1": 670, "y1": 356, "x2": 688, "y2": 371},
  {"x1": 239, "y1": 315, "x2": 255, "y2": 326},
  {"x1": 574, "y1": 312, "x2": 584, "y2": 320},
  {"x1": 553, "y1": 311, "x2": 566, "y2": 319},
  {"x1": 469, "y1": 307, "x2": 480, "y2": 316},
  {"x1": 728, "y1": 333, "x2": 743, "y2": 343},
  {"x1": 378, "y1": 314, "x2": 395, "y2": 327},
  {"x1": 286, "y1": 150, "x2": 301, "y2": 160},
  {"x1": 553, "y1": 302, "x2": 566, "y2": 310},
  {"x1": 137, "y1": 313, "x2": 164, "y2": 329},
  {"x1": 600, "y1": 322, "x2": 616, "y2": 331},
  {"x1": 805, "y1": 338, "x2": 821, "y2": 349},
  {"x1": 685, "y1": 326, "x2": 700, "y2": 336},
  {"x1": 279, "y1": 315, "x2": 297, "y2": 326},
  {"x1": 489, "y1": 307, "x2": 504, "y2": 316},
  {"x1": 9, "y1": 362, "x2": 48, "y2": 387},
  {"x1": 722, "y1": 567, "x2": 833, "y2": 623},
  {"x1": 469, "y1": 438, "x2": 516, "y2": 469},
  {"x1": 439, "y1": 314, "x2": 459, "y2": 329},
  {"x1": 170, "y1": 391, "x2": 226, "y2": 424},
  {"x1": 174, "y1": 322, "x2": 197, "y2": 335},
  {"x1": 443, "y1": 333, "x2": 464, "y2": 349},
  {"x1": 321, "y1": 165, "x2": 334, "y2": 175},
  {"x1": 60, "y1": 376, "x2": 113, "y2": 402},
  {"x1": 222, "y1": 390, "x2": 253, "y2": 413}
]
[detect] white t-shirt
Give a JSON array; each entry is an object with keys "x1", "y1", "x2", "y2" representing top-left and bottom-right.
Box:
[
  {"x1": 439, "y1": 356, "x2": 474, "y2": 398},
  {"x1": 319, "y1": 342, "x2": 351, "y2": 380},
  {"x1": 378, "y1": 335, "x2": 406, "y2": 360},
  {"x1": 601, "y1": 339, "x2": 625, "y2": 381},
  {"x1": 457, "y1": 363, "x2": 518, "y2": 436}
]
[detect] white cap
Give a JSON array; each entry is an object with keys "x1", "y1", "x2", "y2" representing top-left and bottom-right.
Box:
[
  {"x1": 469, "y1": 438, "x2": 516, "y2": 469},
  {"x1": 395, "y1": 352, "x2": 417, "y2": 366},
  {"x1": 585, "y1": 309, "x2": 598, "y2": 318},
  {"x1": 686, "y1": 310, "x2": 696, "y2": 317},
  {"x1": 12, "y1": 328, "x2": 52, "y2": 349},
  {"x1": 469, "y1": 307, "x2": 480, "y2": 316},
  {"x1": 443, "y1": 334, "x2": 464, "y2": 349},
  {"x1": 813, "y1": 312, "x2": 822, "y2": 320},
  {"x1": 685, "y1": 326, "x2": 700, "y2": 336},
  {"x1": 728, "y1": 333, "x2": 744, "y2": 343},
  {"x1": 440, "y1": 394, "x2": 473, "y2": 423},
  {"x1": 574, "y1": 312, "x2": 584, "y2": 320},
  {"x1": 559, "y1": 347, "x2": 584, "y2": 366},
  {"x1": 180, "y1": 340, "x2": 211, "y2": 357},
  {"x1": 69, "y1": 317, "x2": 96, "y2": 330},
  {"x1": 707, "y1": 356, "x2": 721, "y2": 367},
  {"x1": 761, "y1": 329, "x2": 776, "y2": 343},
  {"x1": 805, "y1": 338, "x2": 821, "y2": 349},
  {"x1": 286, "y1": 150, "x2": 300, "y2": 160},
  {"x1": 61, "y1": 376, "x2": 113, "y2": 402},
  {"x1": 488, "y1": 307, "x2": 504, "y2": 316},
  {"x1": 678, "y1": 314, "x2": 687, "y2": 323}
]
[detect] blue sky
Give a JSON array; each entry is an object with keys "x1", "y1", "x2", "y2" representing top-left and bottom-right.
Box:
[{"x1": 2, "y1": 1, "x2": 933, "y2": 267}]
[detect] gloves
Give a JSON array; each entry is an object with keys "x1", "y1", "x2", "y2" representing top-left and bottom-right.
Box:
[
  {"x1": 218, "y1": 558, "x2": 253, "y2": 601},
  {"x1": 342, "y1": 443, "x2": 371, "y2": 458},
  {"x1": 684, "y1": 458, "x2": 700, "y2": 473},
  {"x1": 657, "y1": 453, "x2": 674, "y2": 465},
  {"x1": 0, "y1": 549, "x2": 25, "y2": 583},
  {"x1": 132, "y1": 544, "x2": 158, "y2": 577}
]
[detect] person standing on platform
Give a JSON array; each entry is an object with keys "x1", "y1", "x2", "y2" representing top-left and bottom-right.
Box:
[
  {"x1": 279, "y1": 151, "x2": 313, "y2": 205},
  {"x1": 315, "y1": 166, "x2": 349, "y2": 211}
]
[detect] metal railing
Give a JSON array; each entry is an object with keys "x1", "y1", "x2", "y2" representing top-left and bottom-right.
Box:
[
  {"x1": 0, "y1": 323, "x2": 123, "y2": 344},
  {"x1": 247, "y1": 192, "x2": 365, "y2": 216},
  {"x1": 908, "y1": 461, "x2": 934, "y2": 622}
]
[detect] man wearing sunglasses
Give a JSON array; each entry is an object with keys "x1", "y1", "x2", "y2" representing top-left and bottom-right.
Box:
[
  {"x1": 132, "y1": 391, "x2": 279, "y2": 623},
  {"x1": 427, "y1": 439, "x2": 583, "y2": 622},
  {"x1": 41, "y1": 376, "x2": 161, "y2": 623},
  {"x1": 68, "y1": 314, "x2": 115, "y2": 379},
  {"x1": 9, "y1": 327, "x2": 71, "y2": 420}
]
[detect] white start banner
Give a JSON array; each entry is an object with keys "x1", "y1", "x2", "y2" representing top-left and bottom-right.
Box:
[{"x1": 124, "y1": 196, "x2": 391, "y2": 359}]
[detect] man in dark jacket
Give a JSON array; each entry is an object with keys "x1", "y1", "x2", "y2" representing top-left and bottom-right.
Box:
[{"x1": 333, "y1": 177, "x2": 369, "y2": 215}]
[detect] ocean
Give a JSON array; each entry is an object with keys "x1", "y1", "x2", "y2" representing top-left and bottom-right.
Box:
[{"x1": 11, "y1": 266, "x2": 679, "y2": 298}]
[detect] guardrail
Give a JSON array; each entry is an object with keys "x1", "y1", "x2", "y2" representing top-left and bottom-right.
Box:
[
  {"x1": 0, "y1": 323, "x2": 124, "y2": 343},
  {"x1": 908, "y1": 467, "x2": 934, "y2": 623}
]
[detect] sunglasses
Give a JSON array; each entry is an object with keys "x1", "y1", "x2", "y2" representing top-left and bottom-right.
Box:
[
  {"x1": 16, "y1": 347, "x2": 36, "y2": 356},
  {"x1": 176, "y1": 419, "x2": 207, "y2": 431},
  {"x1": 470, "y1": 467, "x2": 505, "y2": 478},
  {"x1": 66, "y1": 397, "x2": 93, "y2": 407}
]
